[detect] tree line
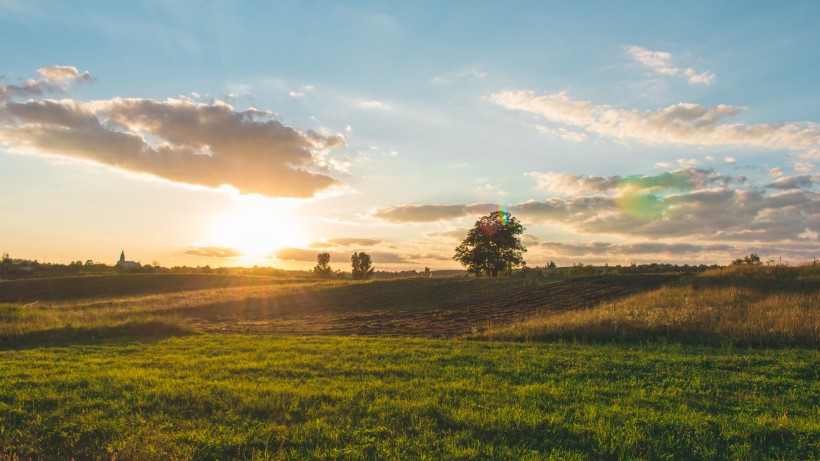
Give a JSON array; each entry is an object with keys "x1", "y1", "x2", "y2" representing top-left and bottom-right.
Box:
[
  {"x1": 313, "y1": 251, "x2": 375, "y2": 280},
  {"x1": 1, "y1": 207, "x2": 783, "y2": 282}
]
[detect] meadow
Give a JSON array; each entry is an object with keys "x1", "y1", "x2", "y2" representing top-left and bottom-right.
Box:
[{"x1": 0, "y1": 266, "x2": 818, "y2": 459}]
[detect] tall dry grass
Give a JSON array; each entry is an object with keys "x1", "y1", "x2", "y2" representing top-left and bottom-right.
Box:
[{"x1": 484, "y1": 264, "x2": 819, "y2": 347}]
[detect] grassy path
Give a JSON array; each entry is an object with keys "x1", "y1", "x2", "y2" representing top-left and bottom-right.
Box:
[{"x1": 1, "y1": 335, "x2": 817, "y2": 460}]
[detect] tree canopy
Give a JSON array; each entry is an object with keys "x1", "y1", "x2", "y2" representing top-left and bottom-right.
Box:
[
  {"x1": 314, "y1": 252, "x2": 332, "y2": 278},
  {"x1": 351, "y1": 252, "x2": 374, "y2": 280},
  {"x1": 731, "y1": 253, "x2": 762, "y2": 266},
  {"x1": 454, "y1": 211, "x2": 526, "y2": 277}
]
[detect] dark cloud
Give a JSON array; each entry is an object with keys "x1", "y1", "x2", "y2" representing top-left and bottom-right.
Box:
[
  {"x1": 373, "y1": 185, "x2": 817, "y2": 245},
  {"x1": 527, "y1": 168, "x2": 743, "y2": 195},
  {"x1": 532, "y1": 240, "x2": 816, "y2": 264},
  {"x1": 184, "y1": 246, "x2": 243, "y2": 258},
  {"x1": 766, "y1": 174, "x2": 817, "y2": 190},
  {"x1": 371, "y1": 203, "x2": 503, "y2": 224},
  {"x1": 0, "y1": 68, "x2": 343, "y2": 198},
  {"x1": 536, "y1": 241, "x2": 735, "y2": 258}
]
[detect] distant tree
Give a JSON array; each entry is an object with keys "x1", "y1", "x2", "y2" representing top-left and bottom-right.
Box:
[
  {"x1": 453, "y1": 211, "x2": 526, "y2": 277},
  {"x1": 731, "y1": 253, "x2": 762, "y2": 266},
  {"x1": 351, "y1": 252, "x2": 374, "y2": 280},
  {"x1": 314, "y1": 252, "x2": 333, "y2": 278},
  {"x1": 424, "y1": 266, "x2": 431, "y2": 278},
  {"x1": 547, "y1": 261, "x2": 557, "y2": 269}
]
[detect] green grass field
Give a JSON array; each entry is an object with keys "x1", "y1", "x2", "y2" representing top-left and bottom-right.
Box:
[
  {"x1": 0, "y1": 266, "x2": 818, "y2": 459},
  {"x1": 1, "y1": 336, "x2": 817, "y2": 460}
]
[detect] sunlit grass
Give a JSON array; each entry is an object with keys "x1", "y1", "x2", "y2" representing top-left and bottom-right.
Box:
[
  {"x1": 0, "y1": 335, "x2": 817, "y2": 460},
  {"x1": 0, "y1": 267, "x2": 817, "y2": 458},
  {"x1": 484, "y1": 265, "x2": 819, "y2": 346}
]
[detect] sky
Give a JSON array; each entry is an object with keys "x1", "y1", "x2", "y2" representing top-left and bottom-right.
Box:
[{"x1": 1, "y1": 0, "x2": 818, "y2": 270}]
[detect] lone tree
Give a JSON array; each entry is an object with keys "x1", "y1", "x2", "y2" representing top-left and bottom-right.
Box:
[
  {"x1": 351, "y1": 252, "x2": 374, "y2": 280},
  {"x1": 314, "y1": 252, "x2": 332, "y2": 278},
  {"x1": 731, "y1": 253, "x2": 762, "y2": 266},
  {"x1": 454, "y1": 211, "x2": 526, "y2": 277}
]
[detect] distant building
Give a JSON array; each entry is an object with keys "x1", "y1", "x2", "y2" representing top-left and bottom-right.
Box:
[{"x1": 116, "y1": 250, "x2": 140, "y2": 268}]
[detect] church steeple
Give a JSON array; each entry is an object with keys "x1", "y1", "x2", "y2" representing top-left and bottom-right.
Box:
[{"x1": 119, "y1": 250, "x2": 125, "y2": 262}]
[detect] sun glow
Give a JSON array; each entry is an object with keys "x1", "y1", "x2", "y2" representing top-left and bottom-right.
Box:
[{"x1": 206, "y1": 196, "x2": 306, "y2": 262}]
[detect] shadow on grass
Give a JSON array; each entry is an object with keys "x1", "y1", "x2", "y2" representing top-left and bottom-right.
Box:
[
  {"x1": 690, "y1": 276, "x2": 819, "y2": 294},
  {"x1": 0, "y1": 320, "x2": 197, "y2": 349},
  {"x1": 0, "y1": 273, "x2": 302, "y2": 302},
  {"x1": 175, "y1": 274, "x2": 683, "y2": 337},
  {"x1": 483, "y1": 326, "x2": 818, "y2": 348}
]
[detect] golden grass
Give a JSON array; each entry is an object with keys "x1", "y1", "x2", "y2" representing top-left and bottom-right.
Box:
[{"x1": 484, "y1": 265, "x2": 820, "y2": 347}]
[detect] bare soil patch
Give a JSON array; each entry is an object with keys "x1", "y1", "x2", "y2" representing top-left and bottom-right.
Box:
[{"x1": 179, "y1": 275, "x2": 679, "y2": 337}]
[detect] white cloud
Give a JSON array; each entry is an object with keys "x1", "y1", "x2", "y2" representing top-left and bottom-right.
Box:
[
  {"x1": 527, "y1": 172, "x2": 618, "y2": 195},
  {"x1": 0, "y1": 66, "x2": 91, "y2": 101},
  {"x1": 37, "y1": 66, "x2": 93, "y2": 85},
  {"x1": 430, "y1": 69, "x2": 487, "y2": 84},
  {"x1": 768, "y1": 167, "x2": 784, "y2": 177},
  {"x1": 289, "y1": 85, "x2": 315, "y2": 98},
  {"x1": 794, "y1": 161, "x2": 814, "y2": 173},
  {"x1": 677, "y1": 158, "x2": 700, "y2": 167},
  {"x1": 0, "y1": 70, "x2": 346, "y2": 198},
  {"x1": 625, "y1": 45, "x2": 715, "y2": 85},
  {"x1": 492, "y1": 90, "x2": 820, "y2": 157},
  {"x1": 534, "y1": 125, "x2": 588, "y2": 142},
  {"x1": 724, "y1": 156, "x2": 737, "y2": 164},
  {"x1": 359, "y1": 99, "x2": 387, "y2": 109},
  {"x1": 474, "y1": 183, "x2": 509, "y2": 195}
]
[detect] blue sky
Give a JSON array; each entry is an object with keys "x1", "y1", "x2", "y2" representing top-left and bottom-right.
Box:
[{"x1": 1, "y1": 1, "x2": 818, "y2": 269}]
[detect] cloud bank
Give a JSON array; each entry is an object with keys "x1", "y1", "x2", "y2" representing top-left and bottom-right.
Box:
[
  {"x1": 0, "y1": 68, "x2": 345, "y2": 198},
  {"x1": 491, "y1": 90, "x2": 820, "y2": 164},
  {"x1": 372, "y1": 168, "x2": 819, "y2": 252}
]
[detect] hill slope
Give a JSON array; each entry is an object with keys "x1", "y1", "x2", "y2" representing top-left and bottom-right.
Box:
[
  {"x1": 1, "y1": 274, "x2": 677, "y2": 345},
  {"x1": 482, "y1": 265, "x2": 820, "y2": 347}
]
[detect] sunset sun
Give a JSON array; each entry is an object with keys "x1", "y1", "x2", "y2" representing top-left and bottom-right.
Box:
[{"x1": 206, "y1": 197, "x2": 305, "y2": 260}]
